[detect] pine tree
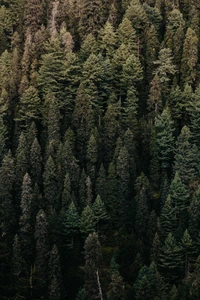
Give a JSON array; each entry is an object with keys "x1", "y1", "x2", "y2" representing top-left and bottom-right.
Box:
[
  {"x1": 15, "y1": 131, "x2": 29, "y2": 197},
  {"x1": 188, "y1": 186, "x2": 200, "y2": 240},
  {"x1": 34, "y1": 209, "x2": 49, "y2": 298},
  {"x1": 121, "y1": 53, "x2": 143, "y2": 92},
  {"x1": 95, "y1": 164, "x2": 107, "y2": 204},
  {"x1": 106, "y1": 161, "x2": 119, "y2": 225},
  {"x1": 19, "y1": 173, "x2": 34, "y2": 264},
  {"x1": 117, "y1": 17, "x2": 137, "y2": 55},
  {"x1": 86, "y1": 133, "x2": 98, "y2": 183},
  {"x1": 48, "y1": 245, "x2": 62, "y2": 300},
  {"x1": 103, "y1": 103, "x2": 119, "y2": 165},
  {"x1": 180, "y1": 27, "x2": 198, "y2": 87},
  {"x1": 11, "y1": 234, "x2": 29, "y2": 298},
  {"x1": 43, "y1": 155, "x2": 59, "y2": 213},
  {"x1": 181, "y1": 229, "x2": 195, "y2": 279},
  {"x1": 93, "y1": 195, "x2": 109, "y2": 232},
  {"x1": 159, "y1": 232, "x2": 182, "y2": 282},
  {"x1": 24, "y1": 0, "x2": 43, "y2": 34},
  {"x1": 0, "y1": 150, "x2": 15, "y2": 241},
  {"x1": 116, "y1": 146, "x2": 130, "y2": 223},
  {"x1": 99, "y1": 21, "x2": 117, "y2": 59},
  {"x1": 159, "y1": 196, "x2": 177, "y2": 240},
  {"x1": 63, "y1": 201, "x2": 80, "y2": 249},
  {"x1": 80, "y1": 205, "x2": 96, "y2": 237},
  {"x1": 78, "y1": 0, "x2": 105, "y2": 39},
  {"x1": 173, "y1": 126, "x2": 200, "y2": 186},
  {"x1": 16, "y1": 86, "x2": 41, "y2": 125},
  {"x1": 107, "y1": 270, "x2": 126, "y2": 300},
  {"x1": 62, "y1": 172, "x2": 72, "y2": 212},
  {"x1": 84, "y1": 232, "x2": 103, "y2": 300},
  {"x1": 169, "y1": 172, "x2": 189, "y2": 230},
  {"x1": 30, "y1": 137, "x2": 42, "y2": 186},
  {"x1": 0, "y1": 116, "x2": 7, "y2": 163},
  {"x1": 155, "y1": 109, "x2": 175, "y2": 170}
]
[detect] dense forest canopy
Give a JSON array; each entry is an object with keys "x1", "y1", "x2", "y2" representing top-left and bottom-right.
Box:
[{"x1": 1, "y1": 0, "x2": 200, "y2": 299}]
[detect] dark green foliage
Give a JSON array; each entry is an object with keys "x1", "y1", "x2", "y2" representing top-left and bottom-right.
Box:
[
  {"x1": 48, "y1": 245, "x2": 62, "y2": 300},
  {"x1": 1, "y1": 1, "x2": 200, "y2": 298},
  {"x1": 80, "y1": 205, "x2": 96, "y2": 237},
  {"x1": 84, "y1": 232, "x2": 102, "y2": 300},
  {"x1": 63, "y1": 201, "x2": 80, "y2": 249},
  {"x1": 107, "y1": 270, "x2": 126, "y2": 300},
  {"x1": 159, "y1": 233, "x2": 182, "y2": 282}
]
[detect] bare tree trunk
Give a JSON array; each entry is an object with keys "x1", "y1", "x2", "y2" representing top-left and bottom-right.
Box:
[{"x1": 96, "y1": 269, "x2": 103, "y2": 300}]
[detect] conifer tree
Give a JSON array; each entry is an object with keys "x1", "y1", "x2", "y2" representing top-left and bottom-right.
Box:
[
  {"x1": 174, "y1": 126, "x2": 200, "y2": 186},
  {"x1": 159, "y1": 196, "x2": 177, "y2": 240},
  {"x1": 95, "y1": 164, "x2": 107, "y2": 204},
  {"x1": 63, "y1": 201, "x2": 80, "y2": 249},
  {"x1": 86, "y1": 133, "x2": 98, "y2": 183},
  {"x1": 117, "y1": 146, "x2": 130, "y2": 223},
  {"x1": 93, "y1": 195, "x2": 109, "y2": 232},
  {"x1": 159, "y1": 232, "x2": 182, "y2": 282},
  {"x1": 30, "y1": 137, "x2": 42, "y2": 186},
  {"x1": 107, "y1": 270, "x2": 126, "y2": 300},
  {"x1": 188, "y1": 186, "x2": 200, "y2": 240},
  {"x1": 34, "y1": 209, "x2": 49, "y2": 297},
  {"x1": 117, "y1": 17, "x2": 137, "y2": 55},
  {"x1": 80, "y1": 205, "x2": 96, "y2": 237},
  {"x1": 48, "y1": 244, "x2": 62, "y2": 300},
  {"x1": 16, "y1": 86, "x2": 41, "y2": 125},
  {"x1": 155, "y1": 109, "x2": 175, "y2": 170},
  {"x1": 84, "y1": 232, "x2": 103, "y2": 300},
  {"x1": 181, "y1": 229, "x2": 195, "y2": 279},
  {"x1": 99, "y1": 21, "x2": 117, "y2": 59},
  {"x1": 180, "y1": 27, "x2": 198, "y2": 87},
  {"x1": 0, "y1": 150, "x2": 15, "y2": 241},
  {"x1": 78, "y1": 0, "x2": 105, "y2": 39},
  {"x1": 12, "y1": 234, "x2": 29, "y2": 298},
  {"x1": 15, "y1": 131, "x2": 29, "y2": 199},
  {"x1": 169, "y1": 172, "x2": 189, "y2": 230},
  {"x1": 43, "y1": 155, "x2": 59, "y2": 213},
  {"x1": 19, "y1": 173, "x2": 34, "y2": 264}
]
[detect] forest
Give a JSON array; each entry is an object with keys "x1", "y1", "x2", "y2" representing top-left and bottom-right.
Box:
[{"x1": 1, "y1": 0, "x2": 200, "y2": 299}]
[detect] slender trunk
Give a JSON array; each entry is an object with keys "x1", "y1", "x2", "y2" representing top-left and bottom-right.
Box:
[{"x1": 96, "y1": 269, "x2": 103, "y2": 300}]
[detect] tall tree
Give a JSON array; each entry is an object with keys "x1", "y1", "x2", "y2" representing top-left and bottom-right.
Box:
[
  {"x1": 84, "y1": 232, "x2": 103, "y2": 300},
  {"x1": 48, "y1": 244, "x2": 62, "y2": 300}
]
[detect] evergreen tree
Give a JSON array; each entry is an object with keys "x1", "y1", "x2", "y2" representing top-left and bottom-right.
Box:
[
  {"x1": 95, "y1": 164, "x2": 107, "y2": 203},
  {"x1": 11, "y1": 234, "x2": 29, "y2": 298},
  {"x1": 84, "y1": 232, "x2": 103, "y2": 300},
  {"x1": 155, "y1": 109, "x2": 175, "y2": 170},
  {"x1": 19, "y1": 173, "x2": 34, "y2": 264},
  {"x1": 63, "y1": 201, "x2": 80, "y2": 249},
  {"x1": 30, "y1": 137, "x2": 42, "y2": 186},
  {"x1": 181, "y1": 229, "x2": 195, "y2": 279},
  {"x1": 116, "y1": 145, "x2": 130, "y2": 223},
  {"x1": 0, "y1": 150, "x2": 15, "y2": 241},
  {"x1": 107, "y1": 270, "x2": 126, "y2": 300},
  {"x1": 159, "y1": 196, "x2": 177, "y2": 240},
  {"x1": 15, "y1": 131, "x2": 29, "y2": 197},
  {"x1": 159, "y1": 232, "x2": 182, "y2": 283},
  {"x1": 78, "y1": 0, "x2": 105, "y2": 39},
  {"x1": 93, "y1": 195, "x2": 109, "y2": 232},
  {"x1": 48, "y1": 244, "x2": 62, "y2": 300},
  {"x1": 169, "y1": 172, "x2": 189, "y2": 230},
  {"x1": 80, "y1": 205, "x2": 96, "y2": 237},
  {"x1": 180, "y1": 27, "x2": 198, "y2": 87},
  {"x1": 43, "y1": 155, "x2": 59, "y2": 213},
  {"x1": 173, "y1": 126, "x2": 200, "y2": 186},
  {"x1": 117, "y1": 17, "x2": 137, "y2": 55},
  {"x1": 16, "y1": 86, "x2": 41, "y2": 125},
  {"x1": 34, "y1": 209, "x2": 49, "y2": 298}
]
